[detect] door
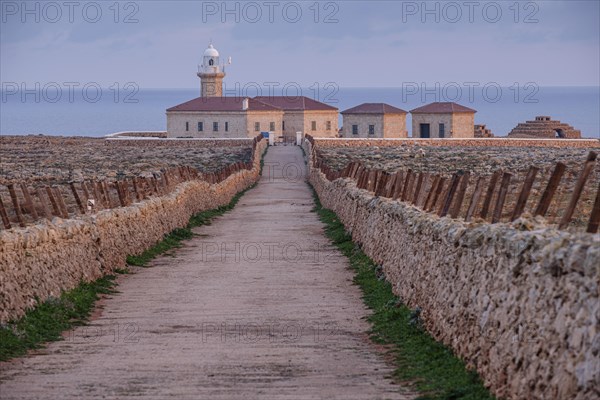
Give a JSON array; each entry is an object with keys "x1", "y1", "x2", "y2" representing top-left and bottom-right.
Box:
[{"x1": 420, "y1": 124, "x2": 430, "y2": 138}]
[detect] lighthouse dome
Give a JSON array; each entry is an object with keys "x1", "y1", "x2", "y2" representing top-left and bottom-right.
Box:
[{"x1": 204, "y1": 44, "x2": 219, "y2": 57}]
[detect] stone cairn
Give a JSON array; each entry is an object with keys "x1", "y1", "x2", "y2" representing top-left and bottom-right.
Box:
[
  {"x1": 508, "y1": 116, "x2": 582, "y2": 139},
  {"x1": 474, "y1": 124, "x2": 494, "y2": 138}
]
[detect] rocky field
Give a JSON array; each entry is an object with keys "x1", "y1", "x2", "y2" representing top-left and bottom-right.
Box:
[
  {"x1": 316, "y1": 145, "x2": 599, "y2": 177},
  {"x1": 316, "y1": 144, "x2": 600, "y2": 229},
  {"x1": 0, "y1": 135, "x2": 252, "y2": 185}
]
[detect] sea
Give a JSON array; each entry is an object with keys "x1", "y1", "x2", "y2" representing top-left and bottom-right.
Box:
[{"x1": 1, "y1": 87, "x2": 598, "y2": 139}]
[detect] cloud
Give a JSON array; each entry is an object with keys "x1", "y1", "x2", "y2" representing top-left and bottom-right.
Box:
[{"x1": 1, "y1": 0, "x2": 598, "y2": 87}]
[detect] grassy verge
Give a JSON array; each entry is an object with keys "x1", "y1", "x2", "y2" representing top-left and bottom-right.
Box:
[
  {"x1": 0, "y1": 275, "x2": 118, "y2": 361},
  {"x1": 0, "y1": 172, "x2": 260, "y2": 361},
  {"x1": 310, "y1": 186, "x2": 495, "y2": 400}
]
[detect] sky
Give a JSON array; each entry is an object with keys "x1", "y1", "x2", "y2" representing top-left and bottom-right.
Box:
[{"x1": 1, "y1": 0, "x2": 599, "y2": 89}]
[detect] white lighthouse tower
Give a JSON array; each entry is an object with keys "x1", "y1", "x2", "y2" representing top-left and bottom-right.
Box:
[{"x1": 197, "y1": 43, "x2": 229, "y2": 97}]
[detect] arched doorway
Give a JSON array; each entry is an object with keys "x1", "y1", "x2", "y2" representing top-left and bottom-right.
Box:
[{"x1": 555, "y1": 129, "x2": 565, "y2": 138}]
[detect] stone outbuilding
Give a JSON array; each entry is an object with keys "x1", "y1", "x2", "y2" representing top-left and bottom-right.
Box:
[
  {"x1": 508, "y1": 116, "x2": 582, "y2": 138},
  {"x1": 166, "y1": 97, "x2": 284, "y2": 138},
  {"x1": 410, "y1": 102, "x2": 476, "y2": 138},
  {"x1": 340, "y1": 103, "x2": 408, "y2": 138},
  {"x1": 254, "y1": 96, "x2": 339, "y2": 139}
]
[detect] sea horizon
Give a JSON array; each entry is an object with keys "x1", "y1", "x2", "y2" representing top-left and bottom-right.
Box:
[{"x1": 1, "y1": 86, "x2": 599, "y2": 139}]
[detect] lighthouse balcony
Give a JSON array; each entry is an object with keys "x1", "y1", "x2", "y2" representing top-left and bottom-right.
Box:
[{"x1": 198, "y1": 65, "x2": 224, "y2": 74}]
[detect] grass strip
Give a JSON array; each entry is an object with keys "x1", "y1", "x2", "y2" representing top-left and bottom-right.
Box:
[
  {"x1": 310, "y1": 186, "x2": 495, "y2": 400},
  {"x1": 0, "y1": 275, "x2": 117, "y2": 361},
  {"x1": 0, "y1": 174, "x2": 259, "y2": 361}
]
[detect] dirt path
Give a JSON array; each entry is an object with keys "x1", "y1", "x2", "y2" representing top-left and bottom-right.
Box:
[{"x1": 0, "y1": 146, "x2": 413, "y2": 400}]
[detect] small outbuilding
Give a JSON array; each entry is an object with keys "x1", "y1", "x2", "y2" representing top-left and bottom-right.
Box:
[
  {"x1": 341, "y1": 103, "x2": 408, "y2": 138},
  {"x1": 410, "y1": 102, "x2": 476, "y2": 138}
]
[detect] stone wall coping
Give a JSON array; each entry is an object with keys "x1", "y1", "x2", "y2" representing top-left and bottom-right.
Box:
[
  {"x1": 313, "y1": 137, "x2": 599, "y2": 143},
  {"x1": 106, "y1": 136, "x2": 253, "y2": 141},
  {"x1": 105, "y1": 131, "x2": 167, "y2": 138}
]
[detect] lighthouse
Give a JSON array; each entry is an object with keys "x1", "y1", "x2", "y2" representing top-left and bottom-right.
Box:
[{"x1": 197, "y1": 43, "x2": 228, "y2": 97}]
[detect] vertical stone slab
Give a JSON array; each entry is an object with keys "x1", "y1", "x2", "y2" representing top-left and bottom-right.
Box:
[
  {"x1": 465, "y1": 177, "x2": 485, "y2": 222},
  {"x1": 439, "y1": 173, "x2": 462, "y2": 217},
  {"x1": 400, "y1": 170, "x2": 413, "y2": 202},
  {"x1": 54, "y1": 187, "x2": 70, "y2": 218},
  {"x1": 45, "y1": 186, "x2": 61, "y2": 217},
  {"x1": 587, "y1": 183, "x2": 600, "y2": 233},
  {"x1": 424, "y1": 175, "x2": 440, "y2": 211},
  {"x1": 559, "y1": 151, "x2": 597, "y2": 229},
  {"x1": 20, "y1": 183, "x2": 38, "y2": 220},
  {"x1": 492, "y1": 172, "x2": 513, "y2": 223},
  {"x1": 534, "y1": 162, "x2": 566, "y2": 217},
  {"x1": 0, "y1": 195, "x2": 12, "y2": 229},
  {"x1": 70, "y1": 182, "x2": 86, "y2": 214},
  {"x1": 450, "y1": 172, "x2": 470, "y2": 219},
  {"x1": 412, "y1": 173, "x2": 424, "y2": 205},
  {"x1": 7, "y1": 184, "x2": 26, "y2": 227},
  {"x1": 511, "y1": 166, "x2": 539, "y2": 221},
  {"x1": 35, "y1": 188, "x2": 52, "y2": 220},
  {"x1": 480, "y1": 171, "x2": 501, "y2": 220}
]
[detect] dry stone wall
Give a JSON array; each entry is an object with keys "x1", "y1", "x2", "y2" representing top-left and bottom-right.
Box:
[
  {"x1": 0, "y1": 140, "x2": 266, "y2": 324},
  {"x1": 305, "y1": 140, "x2": 599, "y2": 400},
  {"x1": 314, "y1": 137, "x2": 599, "y2": 149}
]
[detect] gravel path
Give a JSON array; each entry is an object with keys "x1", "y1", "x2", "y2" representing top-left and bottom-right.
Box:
[{"x1": 0, "y1": 146, "x2": 413, "y2": 400}]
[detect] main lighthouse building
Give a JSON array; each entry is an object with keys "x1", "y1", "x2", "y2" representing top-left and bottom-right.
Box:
[{"x1": 166, "y1": 44, "x2": 338, "y2": 139}]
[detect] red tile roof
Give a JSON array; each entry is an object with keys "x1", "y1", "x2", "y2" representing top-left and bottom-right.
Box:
[
  {"x1": 410, "y1": 102, "x2": 476, "y2": 114},
  {"x1": 341, "y1": 103, "x2": 407, "y2": 114},
  {"x1": 253, "y1": 96, "x2": 338, "y2": 111},
  {"x1": 166, "y1": 97, "x2": 281, "y2": 112}
]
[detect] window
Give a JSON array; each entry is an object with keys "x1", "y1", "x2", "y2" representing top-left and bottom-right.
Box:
[
  {"x1": 311, "y1": 121, "x2": 317, "y2": 131},
  {"x1": 225, "y1": 122, "x2": 229, "y2": 132},
  {"x1": 326, "y1": 121, "x2": 332, "y2": 131},
  {"x1": 254, "y1": 122, "x2": 260, "y2": 131},
  {"x1": 439, "y1": 123, "x2": 445, "y2": 138},
  {"x1": 213, "y1": 122, "x2": 219, "y2": 132},
  {"x1": 282, "y1": 120, "x2": 285, "y2": 131},
  {"x1": 420, "y1": 124, "x2": 430, "y2": 138},
  {"x1": 197, "y1": 122, "x2": 203, "y2": 132},
  {"x1": 185, "y1": 122, "x2": 189, "y2": 132},
  {"x1": 209, "y1": 59, "x2": 214, "y2": 66},
  {"x1": 270, "y1": 122, "x2": 275, "y2": 131},
  {"x1": 369, "y1": 125, "x2": 375, "y2": 135},
  {"x1": 352, "y1": 124, "x2": 358, "y2": 135}
]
